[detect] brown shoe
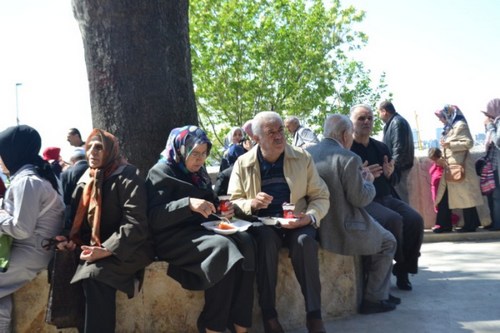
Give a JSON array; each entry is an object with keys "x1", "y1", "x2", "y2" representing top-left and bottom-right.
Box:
[
  {"x1": 306, "y1": 318, "x2": 326, "y2": 333},
  {"x1": 263, "y1": 318, "x2": 284, "y2": 333}
]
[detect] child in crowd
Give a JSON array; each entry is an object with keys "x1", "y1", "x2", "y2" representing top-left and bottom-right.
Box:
[{"x1": 428, "y1": 147, "x2": 459, "y2": 232}]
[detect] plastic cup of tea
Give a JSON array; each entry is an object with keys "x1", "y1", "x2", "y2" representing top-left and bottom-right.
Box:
[
  {"x1": 218, "y1": 195, "x2": 231, "y2": 213},
  {"x1": 282, "y1": 203, "x2": 295, "y2": 218}
]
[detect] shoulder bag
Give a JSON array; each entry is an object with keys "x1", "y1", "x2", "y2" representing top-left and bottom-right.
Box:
[{"x1": 444, "y1": 149, "x2": 467, "y2": 182}]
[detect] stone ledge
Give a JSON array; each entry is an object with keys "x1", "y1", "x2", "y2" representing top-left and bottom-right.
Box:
[{"x1": 13, "y1": 249, "x2": 358, "y2": 333}]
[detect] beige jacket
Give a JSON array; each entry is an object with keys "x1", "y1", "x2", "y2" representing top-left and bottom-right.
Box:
[
  {"x1": 436, "y1": 120, "x2": 483, "y2": 209},
  {"x1": 228, "y1": 144, "x2": 330, "y2": 225}
]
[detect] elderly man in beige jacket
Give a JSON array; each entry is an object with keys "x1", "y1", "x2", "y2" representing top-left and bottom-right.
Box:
[{"x1": 229, "y1": 111, "x2": 329, "y2": 333}]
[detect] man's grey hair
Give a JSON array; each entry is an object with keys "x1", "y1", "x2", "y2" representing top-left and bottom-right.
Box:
[
  {"x1": 284, "y1": 116, "x2": 300, "y2": 126},
  {"x1": 253, "y1": 111, "x2": 283, "y2": 137},
  {"x1": 349, "y1": 103, "x2": 373, "y2": 117},
  {"x1": 323, "y1": 114, "x2": 352, "y2": 140}
]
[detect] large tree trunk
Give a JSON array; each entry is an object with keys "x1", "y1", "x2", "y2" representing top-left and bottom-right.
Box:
[{"x1": 72, "y1": 0, "x2": 197, "y2": 174}]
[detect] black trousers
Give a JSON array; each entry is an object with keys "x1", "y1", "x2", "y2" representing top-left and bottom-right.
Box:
[
  {"x1": 82, "y1": 279, "x2": 117, "y2": 333},
  {"x1": 366, "y1": 196, "x2": 424, "y2": 275},
  {"x1": 201, "y1": 264, "x2": 254, "y2": 331},
  {"x1": 436, "y1": 189, "x2": 480, "y2": 230},
  {"x1": 249, "y1": 225, "x2": 321, "y2": 321}
]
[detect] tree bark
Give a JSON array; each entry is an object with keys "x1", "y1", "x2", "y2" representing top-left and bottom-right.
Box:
[{"x1": 72, "y1": 0, "x2": 197, "y2": 174}]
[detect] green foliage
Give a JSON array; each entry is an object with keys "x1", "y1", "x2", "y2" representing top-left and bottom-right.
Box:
[{"x1": 190, "y1": 0, "x2": 389, "y2": 162}]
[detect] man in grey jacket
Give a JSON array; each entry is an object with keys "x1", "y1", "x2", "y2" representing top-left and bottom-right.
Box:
[
  {"x1": 378, "y1": 101, "x2": 414, "y2": 203},
  {"x1": 308, "y1": 114, "x2": 399, "y2": 314}
]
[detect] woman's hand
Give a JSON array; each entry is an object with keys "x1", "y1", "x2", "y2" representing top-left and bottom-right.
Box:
[
  {"x1": 189, "y1": 198, "x2": 216, "y2": 218},
  {"x1": 219, "y1": 201, "x2": 235, "y2": 219},
  {"x1": 54, "y1": 235, "x2": 77, "y2": 251},
  {"x1": 80, "y1": 245, "x2": 112, "y2": 262}
]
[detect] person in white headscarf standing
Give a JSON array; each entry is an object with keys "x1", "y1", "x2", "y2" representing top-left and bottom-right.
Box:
[{"x1": 433, "y1": 105, "x2": 483, "y2": 233}]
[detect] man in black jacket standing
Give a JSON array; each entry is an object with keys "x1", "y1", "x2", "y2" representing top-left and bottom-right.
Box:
[{"x1": 378, "y1": 101, "x2": 414, "y2": 204}]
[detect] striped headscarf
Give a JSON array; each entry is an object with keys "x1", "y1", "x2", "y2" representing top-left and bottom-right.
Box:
[{"x1": 434, "y1": 104, "x2": 466, "y2": 135}]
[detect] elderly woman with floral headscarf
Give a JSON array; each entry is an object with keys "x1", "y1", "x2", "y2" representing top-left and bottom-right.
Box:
[
  {"x1": 433, "y1": 105, "x2": 483, "y2": 233},
  {"x1": 483, "y1": 98, "x2": 500, "y2": 230},
  {"x1": 56, "y1": 129, "x2": 154, "y2": 333},
  {"x1": 146, "y1": 125, "x2": 255, "y2": 333},
  {"x1": 0, "y1": 125, "x2": 65, "y2": 332}
]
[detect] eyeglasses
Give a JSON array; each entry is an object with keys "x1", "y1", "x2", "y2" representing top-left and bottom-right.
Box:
[
  {"x1": 356, "y1": 116, "x2": 373, "y2": 122},
  {"x1": 265, "y1": 127, "x2": 284, "y2": 137},
  {"x1": 190, "y1": 151, "x2": 208, "y2": 159}
]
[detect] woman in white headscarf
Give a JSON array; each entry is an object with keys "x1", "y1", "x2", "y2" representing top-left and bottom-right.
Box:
[{"x1": 433, "y1": 105, "x2": 483, "y2": 232}]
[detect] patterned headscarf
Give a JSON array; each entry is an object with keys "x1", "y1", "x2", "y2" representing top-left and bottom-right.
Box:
[
  {"x1": 485, "y1": 98, "x2": 500, "y2": 120},
  {"x1": 70, "y1": 129, "x2": 127, "y2": 246},
  {"x1": 434, "y1": 104, "x2": 466, "y2": 135},
  {"x1": 160, "y1": 125, "x2": 212, "y2": 189}
]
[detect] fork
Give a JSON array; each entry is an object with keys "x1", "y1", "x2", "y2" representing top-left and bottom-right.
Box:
[{"x1": 210, "y1": 213, "x2": 232, "y2": 224}]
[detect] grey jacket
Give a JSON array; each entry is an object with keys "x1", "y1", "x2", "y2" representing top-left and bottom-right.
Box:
[{"x1": 307, "y1": 139, "x2": 384, "y2": 255}]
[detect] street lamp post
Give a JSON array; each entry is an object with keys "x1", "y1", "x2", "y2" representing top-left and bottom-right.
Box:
[{"x1": 15, "y1": 83, "x2": 22, "y2": 125}]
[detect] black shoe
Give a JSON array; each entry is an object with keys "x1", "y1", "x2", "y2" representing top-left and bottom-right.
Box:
[
  {"x1": 396, "y1": 272, "x2": 412, "y2": 291},
  {"x1": 359, "y1": 300, "x2": 396, "y2": 314},
  {"x1": 263, "y1": 318, "x2": 284, "y2": 333},
  {"x1": 456, "y1": 227, "x2": 476, "y2": 233},
  {"x1": 387, "y1": 294, "x2": 401, "y2": 305}
]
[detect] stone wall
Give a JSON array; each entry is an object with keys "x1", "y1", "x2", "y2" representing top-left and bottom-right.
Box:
[
  {"x1": 13, "y1": 250, "x2": 358, "y2": 333},
  {"x1": 12, "y1": 152, "x2": 491, "y2": 332}
]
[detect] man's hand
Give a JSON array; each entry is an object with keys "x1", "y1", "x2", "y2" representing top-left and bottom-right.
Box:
[
  {"x1": 251, "y1": 192, "x2": 273, "y2": 211},
  {"x1": 365, "y1": 161, "x2": 384, "y2": 178},
  {"x1": 281, "y1": 212, "x2": 311, "y2": 229},
  {"x1": 383, "y1": 155, "x2": 394, "y2": 178}
]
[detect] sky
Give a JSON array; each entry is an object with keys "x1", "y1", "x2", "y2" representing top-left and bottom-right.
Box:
[{"x1": 1, "y1": 0, "x2": 499, "y2": 156}]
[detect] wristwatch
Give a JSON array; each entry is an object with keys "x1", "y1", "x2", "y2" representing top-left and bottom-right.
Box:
[{"x1": 309, "y1": 214, "x2": 318, "y2": 229}]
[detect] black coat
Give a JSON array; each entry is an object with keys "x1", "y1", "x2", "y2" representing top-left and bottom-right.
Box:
[{"x1": 145, "y1": 161, "x2": 254, "y2": 290}]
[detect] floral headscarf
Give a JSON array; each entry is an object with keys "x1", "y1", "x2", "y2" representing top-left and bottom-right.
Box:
[
  {"x1": 434, "y1": 104, "x2": 466, "y2": 135},
  {"x1": 70, "y1": 129, "x2": 127, "y2": 246},
  {"x1": 160, "y1": 125, "x2": 212, "y2": 189}
]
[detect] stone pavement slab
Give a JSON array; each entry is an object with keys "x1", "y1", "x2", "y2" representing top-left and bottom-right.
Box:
[{"x1": 289, "y1": 237, "x2": 500, "y2": 333}]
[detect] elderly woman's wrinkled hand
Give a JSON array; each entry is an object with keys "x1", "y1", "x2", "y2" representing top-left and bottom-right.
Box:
[
  {"x1": 80, "y1": 245, "x2": 112, "y2": 262},
  {"x1": 52, "y1": 235, "x2": 77, "y2": 251},
  {"x1": 189, "y1": 197, "x2": 216, "y2": 218}
]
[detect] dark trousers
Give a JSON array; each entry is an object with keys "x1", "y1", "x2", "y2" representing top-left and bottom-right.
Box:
[
  {"x1": 366, "y1": 196, "x2": 424, "y2": 274},
  {"x1": 487, "y1": 170, "x2": 500, "y2": 230},
  {"x1": 249, "y1": 225, "x2": 321, "y2": 320},
  {"x1": 437, "y1": 189, "x2": 480, "y2": 230},
  {"x1": 201, "y1": 264, "x2": 254, "y2": 331},
  {"x1": 82, "y1": 279, "x2": 117, "y2": 333}
]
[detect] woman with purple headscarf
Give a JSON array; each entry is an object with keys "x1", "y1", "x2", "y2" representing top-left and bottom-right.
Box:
[
  {"x1": 483, "y1": 98, "x2": 500, "y2": 230},
  {"x1": 146, "y1": 126, "x2": 255, "y2": 333},
  {"x1": 433, "y1": 105, "x2": 483, "y2": 233}
]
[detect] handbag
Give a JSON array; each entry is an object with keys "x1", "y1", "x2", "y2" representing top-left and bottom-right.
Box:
[
  {"x1": 476, "y1": 147, "x2": 496, "y2": 195},
  {"x1": 444, "y1": 149, "x2": 466, "y2": 182},
  {"x1": 0, "y1": 234, "x2": 13, "y2": 273},
  {"x1": 45, "y1": 249, "x2": 85, "y2": 329}
]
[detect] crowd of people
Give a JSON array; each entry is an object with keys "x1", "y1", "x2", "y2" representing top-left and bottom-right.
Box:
[{"x1": 0, "y1": 99, "x2": 497, "y2": 333}]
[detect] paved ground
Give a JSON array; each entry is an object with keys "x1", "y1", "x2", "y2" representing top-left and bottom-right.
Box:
[{"x1": 289, "y1": 230, "x2": 500, "y2": 333}]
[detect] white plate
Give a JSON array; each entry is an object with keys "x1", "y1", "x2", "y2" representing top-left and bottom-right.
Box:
[
  {"x1": 260, "y1": 217, "x2": 298, "y2": 226},
  {"x1": 201, "y1": 220, "x2": 253, "y2": 235}
]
